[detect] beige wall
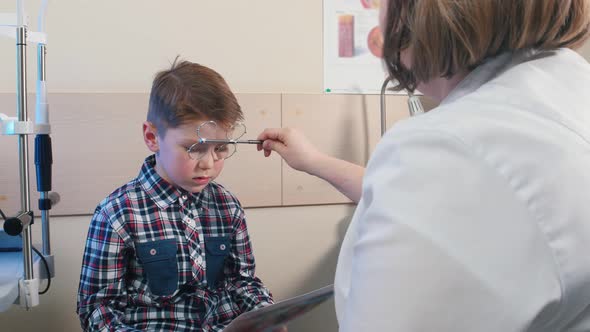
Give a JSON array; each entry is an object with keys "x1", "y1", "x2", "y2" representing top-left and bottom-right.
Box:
[
  {"x1": 0, "y1": 90, "x2": 406, "y2": 331},
  {"x1": 0, "y1": 89, "x2": 393, "y2": 332},
  {"x1": 4, "y1": 1, "x2": 343, "y2": 330},
  {"x1": 580, "y1": 40, "x2": 590, "y2": 59},
  {"x1": 1, "y1": 1, "x2": 590, "y2": 331}
]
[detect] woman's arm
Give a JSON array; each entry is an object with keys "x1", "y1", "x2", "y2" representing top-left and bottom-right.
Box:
[{"x1": 257, "y1": 128, "x2": 364, "y2": 203}]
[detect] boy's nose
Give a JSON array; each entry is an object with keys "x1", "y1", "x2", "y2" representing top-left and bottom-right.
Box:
[{"x1": 197, "y1": 150, "x2": 215, "y2": 169}]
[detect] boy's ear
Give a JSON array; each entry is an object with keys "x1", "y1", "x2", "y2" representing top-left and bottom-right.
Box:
[{"x1": 143, "y1": 121, "x2": 159, "y2": 153}]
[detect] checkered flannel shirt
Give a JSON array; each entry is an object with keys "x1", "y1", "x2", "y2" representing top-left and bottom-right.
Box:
[{"x1": 77, "y1": 155, "x2": 273, "y2": 331}]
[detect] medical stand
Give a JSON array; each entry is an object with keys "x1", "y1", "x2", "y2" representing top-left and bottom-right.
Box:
[{"x1": 0, "y1": 0, "x2": 55, "y2": 310}]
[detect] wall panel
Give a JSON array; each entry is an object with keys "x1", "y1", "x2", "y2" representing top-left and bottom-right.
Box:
[{"x1": 0, "y1": 93, "x2": 283, "y2": 215}]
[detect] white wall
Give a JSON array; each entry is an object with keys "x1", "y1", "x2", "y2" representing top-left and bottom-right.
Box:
[
  {"x1": 1, "y1": 1, "x2": 588, "y2": 94},
  {"x1": 0, "y1": 0, "x2": 323, "y2": 94}
]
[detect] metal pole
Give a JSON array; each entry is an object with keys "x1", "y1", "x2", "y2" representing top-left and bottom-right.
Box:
[
  {"x1": 38, "y1": 44, "x2": 46, "y2": 81},
  {"x1": 16, "y1": 25, "x2": 34, "y2": 281},
  {"x1": 380, "y1": 77, "x2": 392, "y2": 137},
  {"x1": 40, "y1": 193, "x2": 51, "y2": 255},
  {"x1": 37, "y1": 44, "x2": 51, "y2": 256}
]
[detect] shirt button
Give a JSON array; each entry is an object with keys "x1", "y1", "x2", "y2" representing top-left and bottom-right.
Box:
[
  {"x1": 150, "y1": 248, "x2": 157, "y2": 256},
  {"x1": 219, "y1": 244, "x2": 226, "y2": 251}
]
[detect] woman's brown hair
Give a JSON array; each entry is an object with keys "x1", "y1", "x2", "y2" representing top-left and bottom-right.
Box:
[
  {"x1": 382, "y1": 0, "x2": 590, "y2": 92},
  {"x1": 147, "y1": 57, "x2": 243, "y2": 137}
]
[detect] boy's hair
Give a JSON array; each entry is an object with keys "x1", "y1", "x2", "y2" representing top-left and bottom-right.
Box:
[
  {"x1": 383, "y1": 0, "x2": 590, "y2": 92},
  {"x1": 147, "y1": 58, "x2": 243, "y2": 137}
]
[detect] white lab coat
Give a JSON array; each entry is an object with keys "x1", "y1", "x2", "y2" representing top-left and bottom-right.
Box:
[{"x1": 335, "y1": 48, "x2": 590, "y2": 331}]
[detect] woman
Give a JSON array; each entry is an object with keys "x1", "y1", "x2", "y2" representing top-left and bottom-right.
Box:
[{"x1": 258, "y1": 0, "x2": 590, "y2": 330}]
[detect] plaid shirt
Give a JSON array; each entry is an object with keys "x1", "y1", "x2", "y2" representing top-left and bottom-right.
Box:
[{"x1": 77, "y1": 155, "x2": 273, "y2": 331}]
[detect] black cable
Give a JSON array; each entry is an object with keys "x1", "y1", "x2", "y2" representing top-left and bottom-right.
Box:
[
  {"x1": 0, "y1": 207, "x2": 7, "y2": 221},
  {"x1": 31, "y1": 245, "x2": 51, "y2": 294}
]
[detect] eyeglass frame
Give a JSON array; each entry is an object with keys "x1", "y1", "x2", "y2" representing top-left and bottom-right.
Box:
[
  {"x1": 186, "y1": 141, "x2": 236, "y2": 161},
  {"x1": 186, "y1": 121, "x2": 263, "y2": 161}
]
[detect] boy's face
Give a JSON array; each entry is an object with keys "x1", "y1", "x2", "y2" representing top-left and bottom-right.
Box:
[{"x1": 143, "y1": 120, "x2": 228, "y2": 193}]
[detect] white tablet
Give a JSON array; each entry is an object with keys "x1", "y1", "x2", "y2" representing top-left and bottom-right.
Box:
[{"x1": 224, "y1": 284, "x2": 334, "y2": 332}]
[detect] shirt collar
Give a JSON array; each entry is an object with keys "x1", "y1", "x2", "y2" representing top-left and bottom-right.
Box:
[
  {"x1": 137, "y1": 155, "x2": 208, "y2": 211},
  {"x1": 440, "y1": 49, "x2": 543, "y2": 106}
]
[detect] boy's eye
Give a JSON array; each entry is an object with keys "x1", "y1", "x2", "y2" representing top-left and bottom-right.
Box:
[
  {"x1": 192, "y1": 145, "x2": 209, "y2": 153},
  {"x1": 214, "y1": 144, "x2": 229, "y2": 153}
]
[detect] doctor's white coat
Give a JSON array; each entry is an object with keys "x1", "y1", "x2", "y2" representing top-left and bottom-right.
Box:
[{"x1": 335, "y1": 48, "x2": 590, "y2": 331}]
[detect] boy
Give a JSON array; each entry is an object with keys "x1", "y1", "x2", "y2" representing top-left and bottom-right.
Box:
[{"x1": 77, "y1": 59, "x2": 274, "y2": 331}]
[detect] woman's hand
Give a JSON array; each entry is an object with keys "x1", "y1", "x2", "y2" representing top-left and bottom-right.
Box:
[
  {"x1": 257, "y1": 127, "x2": 364, "y2": 203},
  {"x1": 257, "y1": 128, "x2": 323, "y2": 175}
]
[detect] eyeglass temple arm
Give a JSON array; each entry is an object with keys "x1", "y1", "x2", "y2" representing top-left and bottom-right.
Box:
[{"x1": 199, "y1": 138, "x2": 263, "y2": 145}]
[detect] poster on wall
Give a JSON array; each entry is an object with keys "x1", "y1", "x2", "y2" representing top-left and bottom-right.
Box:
[{"x1": 323, "y1": 0, "x2": 402, "y2": 94}]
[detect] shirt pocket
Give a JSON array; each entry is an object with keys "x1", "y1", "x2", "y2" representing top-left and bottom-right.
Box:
[
  {"x1": 136, "y1": 238, "x2": 178, "y2": 296},
  {"x1": 205, "y1": 236, "x2": 231, "y2": 289}
]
